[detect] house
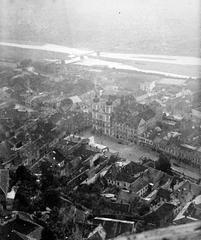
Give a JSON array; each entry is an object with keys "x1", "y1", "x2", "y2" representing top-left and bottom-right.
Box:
[
  {"x1": 117, "y1": 190, "x2": 139, "y2": 204},
  {"x1": 3, "y1": 153, "x2": 23, "y2": 170},
  {"x1": 156, "y1": 78, "x2": 186, "y2": 89},
  {"x1": 139, "y1": 81, "x2": 155, "y2": 92},
  {"x1": 69, "y1": 95, "x2": 83, "y2": 109},
  {"x1": 0, "y1": 212, "x2": 43, "y2": 240},
  {"x1": 19, "y1": 142, "x2": 40, "y2": 167},
  {"x1": 168, "y1": 86, "x2": 183, "y2": 98},
  {"x1": 155, "y1": 188, "x2": 171, "y2": 202},
  {"x1": 105, "y1": 202, "x2": 131, "y2": 215},
  {"x1": 133, "y1": 90, "x2": 148, "y2": 103},
  {"x1": 0, "y1": 169, "x2": 9, "y2": 208},
  {"x1": 129, "y1": 177, "x2": 150, "y2": 197},
  {"x1": 171, "y1": 181, "x2": 201, "y2": 208},
  {"x1": 105, "y1": 162, "x2": 147, "y2": 189},
  {"x1": 88, "y1": 224, "x2": 106, "y2": 240},
  {"x1": 0, "y1": 140, "x2": 16, "y2": 163},
  {"x1": 142, "y1": 167, "x2": 173, "y2": 190},
  {"x1": 93, "y1": 217, "x2": 135, "y2": 239},
  {"x1": 67, "y1": 170, "x2": 89, "y2": 189},
  {"x1": 149, "y1": 99, "x2": 163, "y2": 121},
  {"x1": 34, "y1": 137, "x2": 48, "y2": 158},
  {"x1": 144, "y1": 202, "x2": 176, "y2": 228},
  {"x1": 191, "y1": 108, "x2": 201, "y2": 123},
  {"x1": 129, "y1": 167, "x2": 173, "y2": 199},
  {"x1": 173, "y1": 195, "x2": 201, "y2": 225},
  {"x1": 173, "y1": 101, "x2": 191, "y2": 120},
  {"x1": 0, "y1": 124, "x2": 10, "y2": 138},
  {"x1": 59, "y1": 203, "x2": 89, "y2": 225},
  {"x1": 0, "y1": 87, "x2": 12, "y2": 101},
  {"x1": 137, "y1": 108, "x2": 156, "y2": 131},
  {"x1": 6, "y1": 186, "x2": 18, "y2": 210}
]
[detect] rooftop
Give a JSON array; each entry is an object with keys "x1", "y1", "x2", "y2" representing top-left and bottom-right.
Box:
[
  {"x1": 0, "y1": 169, "x2": 9, "y2": 195},
  {"x1": 105, "y1": 162, "x2": 147, "y2": 184}
]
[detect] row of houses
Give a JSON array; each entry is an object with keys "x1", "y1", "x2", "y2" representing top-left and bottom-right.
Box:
[{"x1": 138, "y1": 131, "x2": 201, "y2": 170}]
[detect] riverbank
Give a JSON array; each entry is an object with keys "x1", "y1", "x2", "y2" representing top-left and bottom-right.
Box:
[{"x1": 0, "y1": 41, "x2": 200, "y2": 78}]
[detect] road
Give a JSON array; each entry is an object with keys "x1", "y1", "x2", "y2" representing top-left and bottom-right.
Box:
[{"x1": 171, "y1": 159, "x2": 201, "y2": 181}]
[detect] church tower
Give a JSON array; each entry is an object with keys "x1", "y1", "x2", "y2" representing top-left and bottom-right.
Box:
[
  {"x1": 92, "y1": 95, "x2": 100, "y2": 130},
  {"x1": 104, "y1": 98, "x2": 113, "y2": 135}
]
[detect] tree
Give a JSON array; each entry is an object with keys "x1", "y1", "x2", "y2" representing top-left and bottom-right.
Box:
[
  {"x1": 16, "y1": 165, "x2": 33, "y2": 182},
  {"x1": 137, "y1": 202, "x2": 150, "y2": 216},
  {"x1": 20, "y1": 59, "x2": 32, "y2": 67},
  {"x1": 41, "y1": 227, "x2": 57, "y2": 240},
  {"x1": 43, "y1": 189, "x2": 61, "y2": 209},
  {"x1": 136, "y1": 220, "x2": 145, "y2": 233},
  {"x1": 155, "y1": 153, "x2": 172, "y2": 175}
]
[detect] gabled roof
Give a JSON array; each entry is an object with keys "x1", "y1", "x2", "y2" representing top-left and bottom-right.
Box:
[
  {"x1": 93, "y1": 217, "x2": 134, "y2": 239},
  {"x1": 159, "y1": 139, "x2": 169, "y2": 147},
  {"x1": 153, "y1": 136, "x2": 162, "y2": 144},
  {"x1": 145, "y1": 202, "x2": 175, "y2": 224},
  {"x1": 0, "y1": 169, "x2": 9, "y2": 195},
  {"x1": 137, "y1": 108, "x2": 156, "y2": 121},
  {"x1": 129, "y1": 177, "x2": 149, "y2": 193},
  {"x1": 107, "y1": 202, "x2": 130, "y2": 213},
  {"x1": 34, "y1": 137, "x2": 48, "y2": 149},
  {"x1": 157, "y1": 188, "x2": 171, "y2": 201},
  {"x1": 105, "y1": 162, "x2": 147, "y2": 184},
  {"x1": 0, "y1": 140, "x2": 15, "y2": 161},
  {"x1": 69, "y1": 95, "x2": 82, "y2": 103},
  {"x1": 118, "y1": 190, "x2": 138, "y2": 203}
]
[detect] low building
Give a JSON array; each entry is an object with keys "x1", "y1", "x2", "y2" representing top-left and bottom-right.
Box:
[
  {"x1": 144, "y1": 202, "x2": 176, "y2": 228},
  {"x1": 105, "y1": 162, "x2": 147, "y2": 189},
  {"x1": 0, "y1": 169, "x2": 9, "y2": 208},
  {"x1": 139, "y1": 81, "x2": 155, "y2": 92},
  {"x1": 93, "y1": 217, "x2": 135, "y2": 239}
]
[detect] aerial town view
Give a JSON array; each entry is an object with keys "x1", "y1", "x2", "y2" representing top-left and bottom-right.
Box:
[{"x1": 0, "y1": 0, "x2": 201, "y2": 239}]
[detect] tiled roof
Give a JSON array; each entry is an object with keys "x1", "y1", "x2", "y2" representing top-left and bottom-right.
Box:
[
  {"x1": 19, "y1": 142, "x2": 39, "y2": 159},
  {"x1": 0, "y1": 169, "x2": 9, "y2": 195},
  {"x1": 159, "y1": 139, "x2": 169, "y2": 147},
  {"x1": 93, "y1": 217, "x2": 134, "y2": 239},
  {"x1": 157, "y1": 188, "x2": 171, "y2": 201},
  {"x1": 129, "y1": 177, "x2": 149, "y2": 193},
  {"x1": 118, "y1": 190, "x2": 138, "y2": 203},
  {"x1": 107, "y1": 202, "x2": 130, "y2": 213},
  {"x1": 49, "y1": 149, "x2": 65, "y2": 163},
  {"x1": 137, "y1": 108, "x2": 155, "y2": 121},
  {"x1": 145, "y1": 202, "x2": 175, "y2": 223},
  {"x1": 0, "y1": 140, "x2": 15, "y2": 161},
  {"x1": 34, "y1": 137, "x2": 47, "y2": 149},
  {"x1": 48, "y1": 112, "x2": 63, "y2": 125},
  {"x1": 0, "y1": 124, "x2": 10, "y2": 134},
  {"x1": 105, "y1": 162, "x2": 147, "y2": 184},
  {"x1": 153, "y1": 136, "x2": 162, "y2": 144}
]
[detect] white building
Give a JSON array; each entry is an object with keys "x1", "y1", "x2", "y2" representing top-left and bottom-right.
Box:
[{"x1": 140, "y1": 81, "x2": 155, "y2": 92}]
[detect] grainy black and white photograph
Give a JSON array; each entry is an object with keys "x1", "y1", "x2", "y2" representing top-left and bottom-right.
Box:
[{"x1": 0, "y1": 0, "x2": 200, "y2": 239}]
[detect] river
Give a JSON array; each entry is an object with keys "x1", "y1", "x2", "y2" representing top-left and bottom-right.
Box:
[{"x1": 0, "y1": 41, "x2": 200, "y2": 79}]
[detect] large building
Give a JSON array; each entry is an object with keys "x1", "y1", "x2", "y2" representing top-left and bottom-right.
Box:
[{"x1": 92, "y1": 94, "x2": 156, "y2": 144}]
